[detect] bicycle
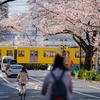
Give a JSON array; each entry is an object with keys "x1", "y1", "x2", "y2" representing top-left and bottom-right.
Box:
[{"x1": 19, "y1": 83, "x2": 26, "y2": 100}]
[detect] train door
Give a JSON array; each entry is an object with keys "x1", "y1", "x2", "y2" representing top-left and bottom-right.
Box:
[{"x1": 30, "y1": 50, "x2": 38, "y2": 62}]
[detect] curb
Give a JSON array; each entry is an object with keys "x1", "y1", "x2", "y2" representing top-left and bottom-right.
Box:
[{"x1": 73, "y1": 76, "x2": 100, "y2": 84}]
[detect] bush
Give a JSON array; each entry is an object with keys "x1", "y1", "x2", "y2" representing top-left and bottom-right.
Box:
[
  {"x1": 76, "y1": 70, "x2": 95, "y2": 80},
  {"x1": 81, "y1": 70, "x2": 88, "y2": 80},
  {"x1": 76, "y1": 69, "x2": 84, "y2": 79},
  {"x1": 87, "y1": 70, "x2": 95, "y2": 80},
  {"x1": 96, "y1": 74, "x2": 100, "y2": 81}
]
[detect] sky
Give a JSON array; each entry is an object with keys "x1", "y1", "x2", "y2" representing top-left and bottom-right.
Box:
[{"x1": 8, "y1": 0, "x2": 28, "y2": 15}]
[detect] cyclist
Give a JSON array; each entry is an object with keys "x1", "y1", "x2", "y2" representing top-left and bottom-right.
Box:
[{"x1": 16, "y1": 66, "x2": 29, "y2": 95}]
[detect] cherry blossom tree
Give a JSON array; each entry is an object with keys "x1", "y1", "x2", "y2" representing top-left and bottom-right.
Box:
[
  {"x1": 0, "y1": 35, "x2": 48, "y2": 46},
  {"x1": 0, "y1": 11, "x2": 48, "y2": 46},
  {"x1": 28, "y1": 0, "x2": 100, "y2": 70},
  {"x1": 0, "y1": 0, "x2": 28, "y2": 41},
  {"x1": 0, "y1": 0, "x2": 48, "y2": 47}
]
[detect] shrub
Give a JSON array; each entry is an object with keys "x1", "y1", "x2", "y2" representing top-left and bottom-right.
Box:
[
  {"x1": 76, "y1": 70, "x2": 95, "y2": 80},
  {"x1": 76, "y1": 69, "x2": 84, "y2": 79},
  {"x1": 96, "y1": 74, "x2": 100, "y2": 81},
  {"x1": 81, "y1": 70, "x2": 88, "y2": 80},
  {"x1": 87, "y1": 70, "x2": 95, "y2": 80}
]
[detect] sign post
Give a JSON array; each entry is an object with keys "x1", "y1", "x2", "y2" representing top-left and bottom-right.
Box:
[{"x1": 60, "y1": 44, "x2": 67, "y2": 63}]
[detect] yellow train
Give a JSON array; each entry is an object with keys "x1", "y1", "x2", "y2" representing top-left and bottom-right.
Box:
[{"x1": 0, "y1": 46, "x2": 85, "y2": 69}]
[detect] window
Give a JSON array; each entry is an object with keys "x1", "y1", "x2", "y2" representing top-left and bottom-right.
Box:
[
  {"x1": 10, "y1": 60, "x2": 17, "y2": 64},
  {"x1": 35, "y1": 51, "x2": 38, "y2": 56},
  {"x1": 75, "y1": 51, "x2": 85, "y2": 58},
  {"x1": 44, "y1": 51, "x2": 56, "y2": 57},
  {"x1": 3, "y1": 59, "x2": 11, "y2": 63},
  {"x1": 7, "y1": 50, "x2": 13, "y2": 56},
  {"x1": 18, "y1": 51, "x2": 25, "y2": 57},
  {"x1": 30, "y1": 51, "x2": 38, "y2": 56}
]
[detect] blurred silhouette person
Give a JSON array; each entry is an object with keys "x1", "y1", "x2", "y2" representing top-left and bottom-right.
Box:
[
  {"x1": 42, "y1": 54, "x2": 72, "y2": 100},
  {"x1": 74, "y1": 64, "x2": 79, "y2": 74},
  {"x1": 69, "y1": 60, "x2": 74, "y2": 75},
  {"x1": 69, "y1": 60, "x2": 74, "y2": 67}
]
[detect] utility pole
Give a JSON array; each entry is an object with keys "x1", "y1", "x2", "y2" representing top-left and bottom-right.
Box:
[{"x1": 80, "y1": 41, "x2": 82, "y2": 68}]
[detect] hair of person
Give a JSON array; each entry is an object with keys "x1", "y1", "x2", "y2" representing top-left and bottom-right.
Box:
[
  {"x1": 52, "y1": 54, "x2": 67, "y2": 71},
  {"x1": 21, "y1": 66, "x2": 27, "y2": 73}
]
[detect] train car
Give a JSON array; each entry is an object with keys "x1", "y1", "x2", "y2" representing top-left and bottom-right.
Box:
[
  {"x1": 0, "y1": 46, "x2": 85, "y2": 70},
  {"x1": 16, "y1": 46, "x2": 58, "y2": 69}
]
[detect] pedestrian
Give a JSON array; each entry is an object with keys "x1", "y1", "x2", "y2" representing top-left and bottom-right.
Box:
[
  {"x1": 73, "y1": 64, "x2": 79, "y2": 74},
  {"x1": 42, "y1": 54, "x2": 72, "y2": 100},
  {"x1": 69, "y1": 60, "x2": 74, "y2": 75},
  {"x1": 69, "y1": 60, "x2": 74, "y2": 67}
]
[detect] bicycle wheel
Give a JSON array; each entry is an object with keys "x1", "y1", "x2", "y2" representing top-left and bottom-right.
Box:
[
  {"x1": 20, "y1": 94, "x2": 22, "y2": 100},
  {"x1": 24, "y1": 93, "x2": 26, "y2": 100}
]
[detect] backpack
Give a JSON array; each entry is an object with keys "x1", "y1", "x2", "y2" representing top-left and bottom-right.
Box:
[{"x1": 50, "y1": 71, "x2": 67, "y2": 100}]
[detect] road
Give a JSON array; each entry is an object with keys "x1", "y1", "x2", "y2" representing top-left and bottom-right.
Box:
[{"x1": 0, "y1": 70, "x2": 100, "y2": 100}]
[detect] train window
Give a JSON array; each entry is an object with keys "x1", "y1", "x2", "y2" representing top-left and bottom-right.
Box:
[
  {"x1": 7, "y1": 50, "x2": 13, "y2": 56},
  {"x1": 30, "y1": 51, "x2": 38, "y2": 56},
  {"x1": 30, "y1": 51, "x2": 34, "y2": 55},
  {"x1": 75, "y1": 51, "x2": 85, "y2": 58},
  {"x1": 44, "y1": 51, "x2": 56, "y2": 57},
  {"x1": 35, "y1": 51, "x2": 38, "y2": 56},
  {"x1": 18, "y1": 50, "x2": 25, "y2": 57}
]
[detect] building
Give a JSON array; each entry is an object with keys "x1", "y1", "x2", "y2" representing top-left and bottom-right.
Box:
[{"x1": 44, "y1": 34, "x2": 78, "y2": 47}]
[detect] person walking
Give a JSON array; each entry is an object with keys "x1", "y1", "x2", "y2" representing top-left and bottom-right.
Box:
[
  {"x1": 42, "y1": 54, "x2": 72, "y2": 100},
  {"x1": 69, "y1": 60, "x2": 74, "y2": 75},
  {"x1": 16, "y1": 66, "x2": 29, "y2": 95}
]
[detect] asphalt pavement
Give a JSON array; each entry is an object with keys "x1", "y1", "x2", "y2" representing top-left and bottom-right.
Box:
[{"x1": 0, "y1": 70, "x2": 100, "y2": 100}]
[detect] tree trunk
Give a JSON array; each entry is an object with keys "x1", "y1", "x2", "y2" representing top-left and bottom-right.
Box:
[
  {"x1": 83, "y1": 45, "x2": 93, "y2": 70},
  {"x1": 72, "y1": 34, "x2": 94, "y2": 70}
]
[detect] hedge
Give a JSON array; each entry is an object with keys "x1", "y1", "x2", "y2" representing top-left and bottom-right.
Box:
[{"x1": 76, "y1": 69, "x2": 96, "y2": 81}]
